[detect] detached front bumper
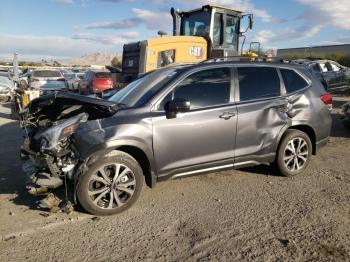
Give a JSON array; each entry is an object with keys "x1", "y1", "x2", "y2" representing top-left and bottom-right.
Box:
[{"x1": 22, "y1": 159, "x2": 63, "y2": 195}]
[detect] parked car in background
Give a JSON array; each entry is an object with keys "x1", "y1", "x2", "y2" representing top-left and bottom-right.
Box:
[
  {"x1": 22, "y1": 61, "x2": 332, "y2": 215},
  {"x1": 78, "y1": 70, "x2": 113, "y2": 95},
  {"x1": 64, "y1": 73, "x2": 84, "y2": 92},
  {"x1": 293, "y1": 60, "x2": 350, "y2": 93},
  {"x1": 0, "y1": 69, "x2": 9, "y2": 77},
  {"x1": 0, "y1": 76, "x2": 14, "y2": 102},
  {"x1": 29, "y1": 69, "x2": 68, "y2": 95}
]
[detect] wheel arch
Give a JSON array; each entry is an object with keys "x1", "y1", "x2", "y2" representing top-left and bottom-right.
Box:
[
  {"x1": 276, "y1": 124, "x2": 316, "y2": 155},
  {"x1": 84, "y1": 140, "x2": 157, "y2": 188}
]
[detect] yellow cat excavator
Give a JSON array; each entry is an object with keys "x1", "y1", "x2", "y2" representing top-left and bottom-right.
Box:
[{"x1": 121, "y1": 4, "x2": 254, "y2": 82}]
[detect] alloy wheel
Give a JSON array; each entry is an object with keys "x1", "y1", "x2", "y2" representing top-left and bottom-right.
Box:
[
  {"x1": 283, "y1": 137, "x2": 309, "y2": 171},
  {"x1": 87, "y1": 163, "x2": 136, "y2": 209}
]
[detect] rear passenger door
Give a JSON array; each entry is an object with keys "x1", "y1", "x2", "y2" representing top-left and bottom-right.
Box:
[{"x1": 234, "y1": 66, "x2": 290, "y2": 162}]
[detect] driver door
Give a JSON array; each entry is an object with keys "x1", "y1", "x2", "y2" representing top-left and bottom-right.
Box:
[{"x1": 152, "y1": 67, "x2": 237, "y2": 177}]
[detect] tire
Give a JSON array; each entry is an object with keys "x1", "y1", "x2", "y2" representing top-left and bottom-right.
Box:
[
  {"x1": 77, "y1": 151, "x2": 143, "y2": 216},
  {"x1": 275, "y1": 129, "x2": 312, "y2": 177}
]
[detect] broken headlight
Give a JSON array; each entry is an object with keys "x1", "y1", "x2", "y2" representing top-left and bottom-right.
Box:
[{"x1": 35, "y1": 113, "x2": 88, "y2": 155}]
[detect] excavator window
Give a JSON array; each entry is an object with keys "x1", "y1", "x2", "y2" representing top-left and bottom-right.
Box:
[
  {"x1": 181, "y1": 11, "x2": 211, "y2": 37},
  {"x1": 225, "y1": 15, "x2": 239, "y2": 48},
  {"x1": 213, "y1": 13, "x2": 223, "y2": 46}
]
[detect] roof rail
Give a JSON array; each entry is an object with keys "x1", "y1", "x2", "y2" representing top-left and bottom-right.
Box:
[{"x1": 201, "y1": 56, "x2": 285, "y2": 64}]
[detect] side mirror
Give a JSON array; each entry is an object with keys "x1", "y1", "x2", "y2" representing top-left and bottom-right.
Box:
[
  {"x1": 248, "y1": 14, "x2": 253, "y2": 30},
  {"x1": 164, "y1": 98, "x2": 190, "y2": 119}
]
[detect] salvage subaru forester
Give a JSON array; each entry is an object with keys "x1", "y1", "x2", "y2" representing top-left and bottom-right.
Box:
[{"x1": 21, "y1": 61, "x2": 332, "y2": 215}]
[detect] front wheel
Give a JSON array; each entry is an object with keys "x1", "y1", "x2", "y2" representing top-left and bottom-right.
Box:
[
  {"x1": 275, "y1": 129, "x2": 312, "y2": 177},
  {"x1": 77, "y1": 151, "x2": 143, "y2": 216}
]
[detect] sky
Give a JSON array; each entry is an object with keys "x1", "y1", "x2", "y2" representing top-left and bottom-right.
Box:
[{"x1": 0, "y1": 0, "x2": 349, "y2": 60}]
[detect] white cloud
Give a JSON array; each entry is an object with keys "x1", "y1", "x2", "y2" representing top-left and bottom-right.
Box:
[
  {"x1": 83, "y1": 7, "x2": 172, "y2": 31},
  {"x1": 53, "y1": 0, "x2": 74, "y2": 4},
  {"x1": 257, "y1": 0, "x2": 350, "y2": 47},
  {"x1": 251, "y1": 30, "x2": 275, "y2": 44},
  {"x1": 72, "y1": 31, "x2": 140, "y2": 44},
  {"x1": 297, "y1": 0, "x2": 350, "y2": 30},
  {"x1": 0, "y1": 33, "x2": 121, "y2": 60}
]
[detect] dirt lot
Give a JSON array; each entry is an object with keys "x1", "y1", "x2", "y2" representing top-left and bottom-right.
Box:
[{"x1": 0, "y1": 96, "x2": 349, "y2": 261}]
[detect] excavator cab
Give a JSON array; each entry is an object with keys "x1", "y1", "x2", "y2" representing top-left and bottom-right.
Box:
[
  {"x1": 121, "y1": 5, "x2": 253, "y2": 82},
  {"x1": 172, "y1": 5, "x2": 253, "y2": 57}
]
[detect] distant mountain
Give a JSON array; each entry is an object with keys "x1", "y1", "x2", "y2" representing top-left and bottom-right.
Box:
[{"x1": 61, "y1": 52, "x2": 121, "y2": 66}]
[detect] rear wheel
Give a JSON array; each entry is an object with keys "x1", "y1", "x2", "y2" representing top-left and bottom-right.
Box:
[
  {"x1": 77, "y1": 151, "x2": 143, "y2": 216},
  {"x1": 275, "y1": 129, "x2": 312, "y2": 177}
]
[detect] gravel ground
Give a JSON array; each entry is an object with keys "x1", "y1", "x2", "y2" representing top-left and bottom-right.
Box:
[{"x1": 0, "y1": 96, "x2": 349, "y2": 262}]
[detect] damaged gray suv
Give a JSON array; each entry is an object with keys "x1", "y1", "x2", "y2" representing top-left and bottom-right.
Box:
[{"x1": 21, "y1": 61, "x2": 332, "y2": 215}]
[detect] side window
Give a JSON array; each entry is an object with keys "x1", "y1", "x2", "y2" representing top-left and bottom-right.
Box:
[
  {"x1": 225, "y1": 15, "x2": 238, "y2": 48},
  {"x1": 280, "y1": 69, "x2": 308, "y2": 94},
  {"x1": 213, "y1": 13, "x2": 223, "y2": 46},
  {"x1": 331, "y1": 63, "x2": 340, "y2": 71},
  {"x1": 157, "y1": 49, "x2": 175, "y2": 67},
  {"x1": 319, "y1": 63, "x2": 329, "y2": 72},
  {"x1": 310, "y1": 63, "x2": 320, "y2": 72},
  {"x1": 170, "y1": 68, "x2": 231, "y2": 109},
  {"x1": 237, "y1": 67, "x2": 280, "y2": 101}
]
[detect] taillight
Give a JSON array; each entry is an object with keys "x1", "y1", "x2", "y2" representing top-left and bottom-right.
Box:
[{"x1": 320, "y1": 93, "x2": 332, "y2": 109}]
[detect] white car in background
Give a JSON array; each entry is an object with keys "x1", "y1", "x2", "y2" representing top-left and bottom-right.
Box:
[
  {"x1": 0, "y1": 76, "x2": 14, "y2": 102},
  {"x1": 64, "y1": 72, "x2": 84, "y2": 92},
  {"x1": 29, "y1": 69, "x2": 67, "y2": 95}
]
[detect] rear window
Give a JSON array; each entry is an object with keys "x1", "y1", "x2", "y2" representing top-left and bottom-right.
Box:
[
  {"x1": 237, "y1": 67, "x2": 280, "y2": 101},
  {"x1": 280, "y1": 69, "x2": 308, "y2": 94},
  {"x1": 32, "y1": 70, "x2": 62, "y2": 77},
  {"x1": 95, "y1": 72, "x2": 111, "y2": 78},
  {"x1": 64, "y1": 73, "x2": 75, "y2": 80}
]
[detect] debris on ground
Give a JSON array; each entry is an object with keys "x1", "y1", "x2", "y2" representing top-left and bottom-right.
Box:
[
  {"x1": 27, "y1": 186, "x2": 49, "y2": 196},
  {"x1": 63, "y1": 201, "x2": 74, "y2": 215},
  {"x1": 278, "y1": 238, "x2": 290, "y2": 247},
  {"x1": 91, "y1": 216, "x2": 101, "y2": 222},
  {"x1": 39, "y1": 212, "x2": 50, "y2": 217},
  {"x1": 38, "y1": 193, "x2": 61, "y2": 213}
]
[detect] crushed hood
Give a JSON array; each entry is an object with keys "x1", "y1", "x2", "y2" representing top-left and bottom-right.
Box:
[{"x1": 25, "y1": 92, "x2": 121, "y2": 123}]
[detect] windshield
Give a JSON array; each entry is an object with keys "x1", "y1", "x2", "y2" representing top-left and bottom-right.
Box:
[
  {"x1": 109, "y1": 69, "x2": 179, "y2": 107},
  {"x1": 181, "y1": 11, "x2": 211, "y2": 37}
]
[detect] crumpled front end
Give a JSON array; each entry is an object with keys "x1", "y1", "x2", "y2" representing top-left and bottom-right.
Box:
[
  {"x1": 21, "y1": 113, "x2": 87, "y2": 195},
  {"x1": 20, "y1": 92, "x2": 119, "y2": 195}
]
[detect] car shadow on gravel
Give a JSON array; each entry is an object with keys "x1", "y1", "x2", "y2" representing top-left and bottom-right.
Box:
[
  {"x1": 238, "y1": 164, "x2": 280, "y2": 177},
  {"x1": 331, "y1": 113, "x2": 350, "y2": 139}
]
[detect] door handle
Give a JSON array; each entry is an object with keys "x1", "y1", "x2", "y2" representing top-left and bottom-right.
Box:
[{"x1": 219, "y1": 112, "x2": 236, "y2": 120}]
